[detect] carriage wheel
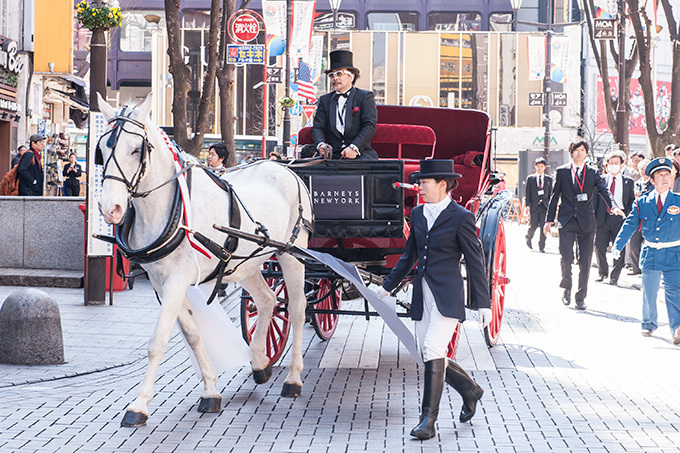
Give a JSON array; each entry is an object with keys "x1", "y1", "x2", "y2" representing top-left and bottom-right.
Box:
[
  {"x1": 310, "y1": 279, "x2": 342, "y2": 341},
  {"x1": 446, "y1": 322, "x2": 462, "y2": 359},
  {"x1": 484, "y1": 220, "x2": 507, "y2": 347},
  {"x1": 240, "y1": 264, "x2": 290, "y2": 365}
]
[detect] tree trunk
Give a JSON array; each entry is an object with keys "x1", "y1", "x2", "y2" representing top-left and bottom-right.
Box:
[
  {"x1": 164, "y1": 0, "x2": 221, "y2": 156},
  {"x1": 218, "y1": 0, "x2": 238, "y2": 167}
]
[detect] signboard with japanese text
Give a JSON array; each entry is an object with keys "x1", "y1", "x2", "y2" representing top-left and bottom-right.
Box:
[
  {"x1": 528, "y1": 92, "x2": 544, "y2": 106},
  {"x1": 266, "y1": 66, "x2": 282, "y2": 83},
  {"x1": 227, "y1": 44, "x2": 265, "y2": 64},
  {"x1": 594, "y1": 19, "x2": 616, "y2": 40},
  {"x1": 231, "y1": 14, "x2": 259, "y2": 42},
  {"x1": 87, "y1": 112, "x2": 113, "y2": 257},
  {"x1": 551, "y1": 92, "x2": 568, "y2": 107}
]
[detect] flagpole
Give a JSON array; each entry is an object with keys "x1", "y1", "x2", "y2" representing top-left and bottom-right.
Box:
[
  {"x1": 282, "y1": 0, "x2": 292, "y2": 156},
  {"x1": 262, "y1": 25, "x2": 268, "y2": 158}
]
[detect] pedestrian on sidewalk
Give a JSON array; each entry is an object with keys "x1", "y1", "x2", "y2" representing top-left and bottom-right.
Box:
[
  {"x1": 376, "y1": 159, "x2": 492, "y2": 440},
  {"x1": 543, "y1": 138, "x2": 623, "y2": 310},
  {"x1": 612, "y1": 157, "x2": 680, "y2": 344},
  {"x1": 18, "y1": 134, "x2": 45, "y2": 196},
  {"x1": 593, "y1": 151, "x2": 634, "y2": 286},
  {"x1": 524, "y1": 157, "x2": 552, "y2": 252}
]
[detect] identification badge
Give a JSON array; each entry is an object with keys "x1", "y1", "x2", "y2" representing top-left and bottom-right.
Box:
[
  {"x1": 668, "y1": 205, "x2": 680, "y2": 215},
  {"x1": 537, "y1": 190, "x2": 544, "y2": 196},
  {"x1": 576, "y1": 193, "x2": 588, "y2": 202}
]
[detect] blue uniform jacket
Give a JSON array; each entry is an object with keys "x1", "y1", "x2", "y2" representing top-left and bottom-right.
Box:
[
  {"x1": 382, "y1": 202, "x2": 490, "y2": 321},
  {"x1": 613, "y1": 190, "x2": 680, "y2": 271}
]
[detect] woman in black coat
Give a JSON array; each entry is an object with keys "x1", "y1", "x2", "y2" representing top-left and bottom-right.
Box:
[
  {"x1": 377, "y1": 159, "x2": 492, "y2": 440},
  {"x1": 62, "y1": 152, "x2": 82, "y2": 196}
]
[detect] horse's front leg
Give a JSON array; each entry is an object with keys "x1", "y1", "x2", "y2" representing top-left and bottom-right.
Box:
[
  {"x1": 176, "y1": 298, "x2": 221, "y2": 413},
  {"x1": 240, "y1": 272, "x2": 276, "y2": 384},
  {"x1": 278, "y1": 254, "x2": 306, "y2": 397},
  {"x1": 121, "y1": 281, "x2": 186, "y2": 427}
]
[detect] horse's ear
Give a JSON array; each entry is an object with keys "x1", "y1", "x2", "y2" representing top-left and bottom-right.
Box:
[
  {"x1": 96, "y1": 93, "x2": 115, "y2": 120},
  {"x1": 137, "y1": 92, "x2": 153, "y2": 121}
]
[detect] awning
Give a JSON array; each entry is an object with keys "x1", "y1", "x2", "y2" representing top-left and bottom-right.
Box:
[{"x1": 44, "y1": 87, "x2": 89, "y2": 113}]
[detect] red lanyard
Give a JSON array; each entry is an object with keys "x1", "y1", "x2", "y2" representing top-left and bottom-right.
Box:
[{"x1": 571, "y1": 164, "x2": 585, "y2": 193}]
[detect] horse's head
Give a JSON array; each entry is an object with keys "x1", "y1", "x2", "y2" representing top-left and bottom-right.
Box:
[{"x1": 96, "y1": 92, "x2": 153, "y2": 224}]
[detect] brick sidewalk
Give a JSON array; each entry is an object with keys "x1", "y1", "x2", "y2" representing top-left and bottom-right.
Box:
[{"x1": 0, "y1": 223, "x2": 679, "y2": 452}]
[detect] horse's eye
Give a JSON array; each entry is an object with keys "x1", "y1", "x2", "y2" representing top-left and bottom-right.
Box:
[{"x1": 131, "y1": 149, "x2": 140, "y2": 155}]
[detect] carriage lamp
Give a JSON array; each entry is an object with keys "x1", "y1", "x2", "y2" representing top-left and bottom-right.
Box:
[{"x1": 329, "y1": 0, "x2": 342, "y2": 31}]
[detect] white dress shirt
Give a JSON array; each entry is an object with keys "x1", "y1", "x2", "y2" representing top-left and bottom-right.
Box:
[
  {"x1": 607, "y1": 173, "x2": 624, "y2": 209},
  {"x1": 423, "y1": 197, "x2": 452, "y2": 230}
]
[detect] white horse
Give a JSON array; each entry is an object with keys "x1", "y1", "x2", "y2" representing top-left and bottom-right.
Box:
[{"x1": 96, "y1": 93, "x2": 313, "y2": 427}]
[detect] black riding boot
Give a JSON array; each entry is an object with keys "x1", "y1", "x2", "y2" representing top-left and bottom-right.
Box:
[
  {"x1": 445, "y1": 360, "x2": 484, "y2": 423},
  {"x1": 410, "y1": 358, "x2": 446, "y2": 440}
]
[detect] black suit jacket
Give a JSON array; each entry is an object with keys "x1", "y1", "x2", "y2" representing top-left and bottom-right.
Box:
[
  {"x1": 383, "y1": 202, "x2": 490, "y2": 321},
  {"x1": 312, "y1": 87, "x2": 378, "y2": 160},
  {"x1": 525, "y1": 173, "x2": 553, "y2": 211},
  {"x1": 546, "y1": 163, "x2": 612, "y2": 233},
  {"x1": 593, "y1": 173, "x2": 635, "y2": 226}
]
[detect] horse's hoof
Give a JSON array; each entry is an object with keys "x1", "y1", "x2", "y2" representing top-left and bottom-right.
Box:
[
  {"x1": 198, "y1": 396, "x2": 222, "y2": 413},
  {"x1": 281, "y1": 382, "x2": 302, "y2": 397},
  {"x1": 252, "y1": 363, "x2": 272, "y2": 384},
  {"x1": 121, "y1": 410, "x2": 148, "y2": 427}
]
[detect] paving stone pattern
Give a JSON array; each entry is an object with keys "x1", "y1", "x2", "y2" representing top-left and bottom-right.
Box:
[{"x1": 0, "y1": 224, "x2": 679, "y2": 452}]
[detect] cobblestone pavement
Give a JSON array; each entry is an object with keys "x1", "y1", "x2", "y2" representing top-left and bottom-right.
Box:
[{"x1": 1, "y1": 223, "x2": 679, "y2": 452}]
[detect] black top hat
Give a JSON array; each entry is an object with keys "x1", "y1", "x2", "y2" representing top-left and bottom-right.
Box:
[
  {"x1": 414, "y1": 159, "x2": 462, "y2": 180},
  {"x1": 325, "y1": 50, "x2": 360, "y2": 74}
]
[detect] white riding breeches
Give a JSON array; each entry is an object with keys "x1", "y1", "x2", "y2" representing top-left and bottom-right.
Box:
[{"x1": 416, "y1": 279, "x2": 459, "y2": 362}]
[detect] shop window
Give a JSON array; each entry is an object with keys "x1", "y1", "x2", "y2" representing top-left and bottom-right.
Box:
[
  {"x1": 120, "y1": 11, "x2": 164, "y2": 52},
  {"x1": 367, "y1": 12, "x2": 418, "y2": 31},
  {"x1": 428, "y1": 12, "x2": 481, "y2": 32}
]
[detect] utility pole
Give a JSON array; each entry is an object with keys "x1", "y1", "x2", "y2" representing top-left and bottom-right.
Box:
[
  {"x1": 615, "y1": 0, "x2": 627, "y2": 153},
  {"x1": 281, "y1": 0, "x2": 292, "y2": 156},
  {"x1": 542, "y1": 1, "x2": 553, "y2": 162}
]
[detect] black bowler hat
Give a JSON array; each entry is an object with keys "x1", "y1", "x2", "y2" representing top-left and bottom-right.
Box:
[
  {"x1": 646, "y1": 157, "x2": 673, "y2": 176},
  {"x1": 325, "y1": 49, "x2": 360, "y2": 74},
  {"x1": 415, "y1": 159, "x2": 461, "y2": 179}
]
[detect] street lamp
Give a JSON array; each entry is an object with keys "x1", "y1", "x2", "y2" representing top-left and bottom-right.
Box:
[
  {"x1": 510, "y1": 0, "x2": 523, "y2": 31},
  {"x1": 329, "y1": 0, "x2": 342, "y2": 32}
]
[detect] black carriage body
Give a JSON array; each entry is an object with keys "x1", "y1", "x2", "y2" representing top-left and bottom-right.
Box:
[{"x1": 291, "y1": 160, "x2": 406, "y2": 268}]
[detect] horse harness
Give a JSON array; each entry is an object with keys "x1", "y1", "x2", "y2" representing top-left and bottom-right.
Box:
[{"x1": 95, "y1": 111, "x2": 313, "y2": 302}]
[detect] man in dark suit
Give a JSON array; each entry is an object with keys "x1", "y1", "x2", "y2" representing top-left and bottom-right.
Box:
[
  {"x1": 524, "y1": 157, "x2": 553, "y2": 252},
  {"x1": 544, "y1": 138, "x2": 623, "y2": 309},
  {"x1": 593, "y1": 151, "x2": 635, "y2": 285},
  {"x1": 312, "y1": 50, "x2": 378, "y2": 160}
]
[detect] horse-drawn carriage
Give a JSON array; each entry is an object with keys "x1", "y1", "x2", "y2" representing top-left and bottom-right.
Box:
[
  {"x1": 94, "y1": 94, "x2": 509, "y2": 426},
  {"x1": 240, "y1": 105, "x2": 510, "y2": 364}
]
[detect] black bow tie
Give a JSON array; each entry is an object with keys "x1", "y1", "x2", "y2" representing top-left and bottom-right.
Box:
[{"x1": 334, "y1": 90, "x2": 351, "y2": 100}]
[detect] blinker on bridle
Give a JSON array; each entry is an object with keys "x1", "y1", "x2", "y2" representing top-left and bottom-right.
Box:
[{"x1": 95, "y1": 105, "x2": 154, "y2": 197}]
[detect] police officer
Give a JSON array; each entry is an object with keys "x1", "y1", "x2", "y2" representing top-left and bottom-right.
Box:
[
  {"x1": 376, "y1": 159, "x2": 492, "y2": 439},
  {"x1": 612, "y1": 157, "x2": 680, "y2": 344}
]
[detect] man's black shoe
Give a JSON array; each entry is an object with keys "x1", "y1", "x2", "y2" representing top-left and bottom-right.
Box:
[
  {"x1": 595, "y1": 275, "x2": 606, "y2": 282},
  {"x1": 575, "y1": 300, "x2": 587, "y2": 310},
  {"x1": 526, "y1": 238, "x2": 532, "y2": 249},
  {"x1": 562, "y1": 289, "x2": 571, "y2": 306},
  {"x1": 539, "y1": 249, "x2": 545, "y2": 253},
  {"x1": 609, "y1": 279, "x2": 618, "y2": 286}
]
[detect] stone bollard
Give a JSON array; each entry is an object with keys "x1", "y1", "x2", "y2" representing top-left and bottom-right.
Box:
[{"x1": 0, "y1": 289, "x2": 65, "y2": 365}]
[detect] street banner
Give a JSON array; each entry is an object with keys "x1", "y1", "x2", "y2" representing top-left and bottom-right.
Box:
[
  {"x1": 550, "y1": 35, "x2": 570, "y2": 84},
  {"x1": 227, "y1": 44, "x2": 265, "y2": 64},
  {"x1": 87, "y1": 112, "x2": 113, "y2": 257},
  {"x1": 290, "y1": 1, "x2": 316, "y2": 59},
  {"x1": 262, "y1": 0, "x2": 287, "y2": 56},
  {"x1": 527, "y1": 35, "x2": 545, "y2": 81},
  {"x1": 309, "y1": 34, "x2": 324, "y2": 82}
]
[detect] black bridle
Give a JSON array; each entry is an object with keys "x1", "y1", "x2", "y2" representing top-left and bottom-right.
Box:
[{"x1": 95, "y1": 106, "x2": 154, "y2": 197}]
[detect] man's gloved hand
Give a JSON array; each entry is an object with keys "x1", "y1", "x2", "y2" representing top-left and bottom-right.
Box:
[
  {"x1": 375, "y1": 286, "x2": 390, "y2": 299},
  {"x1": 611, "y1": 248, "x2": 621, "y2": 260},
  {"x1": 478, "y1": 308, "x2": 493, "y2": 328}
]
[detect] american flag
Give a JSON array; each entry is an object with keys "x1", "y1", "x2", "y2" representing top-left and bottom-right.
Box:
[{"x1": 297, "y1": 61, "x2": 316, "y2": 103}]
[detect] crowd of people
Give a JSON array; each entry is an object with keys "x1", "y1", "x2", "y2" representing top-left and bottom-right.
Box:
[{"x1": 524, "y1": 139, "x2": 680, "y2": 346}]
